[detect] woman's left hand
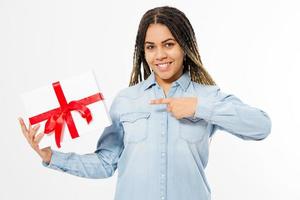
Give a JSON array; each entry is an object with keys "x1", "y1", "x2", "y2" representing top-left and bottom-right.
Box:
[{"x1": 150, "y1": 97, "x2": 198, "y2": 119}]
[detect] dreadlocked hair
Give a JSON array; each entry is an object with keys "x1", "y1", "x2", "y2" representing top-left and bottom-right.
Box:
[{"x1": 129, "y1": 6, "x2": 216, "y2": 86}]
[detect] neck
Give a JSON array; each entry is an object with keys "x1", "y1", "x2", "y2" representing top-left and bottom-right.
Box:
[
  {"x1": 156, "y1": 74, "x2": 174, "y2": 88},
  {"x1": 155, "y1": 70, "x2": 184, "y2": 96}
]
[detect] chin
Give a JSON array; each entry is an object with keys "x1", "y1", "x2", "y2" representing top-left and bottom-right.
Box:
[
  {"x1": 159, "y1": 74, "x2": 177, "y2": 82},
  {"x1": 155, "y1": 71, "x2": 169, "y2": 77}
]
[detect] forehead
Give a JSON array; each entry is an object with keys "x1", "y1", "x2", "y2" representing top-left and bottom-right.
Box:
[{"x1": 145, "y1": 23, "x2": 175, "y2": 42}]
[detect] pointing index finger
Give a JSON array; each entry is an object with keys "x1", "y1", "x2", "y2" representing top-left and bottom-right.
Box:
[{"x1": 150, "y1": 98, "x2": 172, "y2": 105}]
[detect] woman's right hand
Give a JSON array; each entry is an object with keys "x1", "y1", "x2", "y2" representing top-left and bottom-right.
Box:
[{"x1": 18, "y1": 117, "x2": 52, "y2": 164}]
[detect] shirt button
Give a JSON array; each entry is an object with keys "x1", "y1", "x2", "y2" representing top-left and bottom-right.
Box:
[
  {"x1": 161, "y1": 196, "x2": 165, "y2": 200},
  {"x1": 161, "y1": 152, "x2": 165, "y2": 156}
]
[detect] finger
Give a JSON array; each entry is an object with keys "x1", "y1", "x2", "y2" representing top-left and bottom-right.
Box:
[
  {"x1": 34, "y1": 132, "x2": 45, "y2": 144},
  {"x1": 19, "y1": 118, "x2": 31, "y2": 142},
  {"x1": 29, "y1": 124, "x2": 40, "y2": 142},
  {"x1": 32, "y1": 125, "x2": 40, "y2": 139},
  {"x1": 18, "y1": 117, "x2": 28, "y2": 135},
  {"x1": 166, "y1": 105, "x2": 172, "y2": 112},
  {"x1": 150, "y1": 98, "x2": 172, "y2": 105},
  {"x1": 33, "y1": 124, "x2": 41, "y2": 132},
  {"x1": 28, "y1": 123, "x2": 33, "y2": 135}
]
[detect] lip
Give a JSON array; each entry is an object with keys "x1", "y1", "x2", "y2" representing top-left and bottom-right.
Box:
[
  {"x1": 155, "y1": 61, "x2": 173, "y2": 72},
  {"x1": 155, "y1": 61, "x2": 173, "y2": 65}
]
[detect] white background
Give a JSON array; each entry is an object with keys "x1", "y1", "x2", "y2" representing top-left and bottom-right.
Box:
[{"x1": 1, "y1": 0, "x2": 299, "y2": 199}]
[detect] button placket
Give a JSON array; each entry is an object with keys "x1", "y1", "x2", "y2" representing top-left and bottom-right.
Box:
[
  {"x1": 161, "y1": 113, "x2": 168, "y2": 199},
  {"x1": 156, "y1": 85, "x2": 168, "y2": 200}
]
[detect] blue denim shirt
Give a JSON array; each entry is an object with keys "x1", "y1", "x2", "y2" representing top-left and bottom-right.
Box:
[{"x1": 43, "y1": 71, "x2": 271, "y2": 200}]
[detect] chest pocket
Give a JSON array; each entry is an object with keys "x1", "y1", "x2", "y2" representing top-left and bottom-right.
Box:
[
  {"x1": 179, "y1": 117, "x2": 207, "y2": 143},
  {"x1": 120, "y1": 112, "x2": 151, "y2": 143}
]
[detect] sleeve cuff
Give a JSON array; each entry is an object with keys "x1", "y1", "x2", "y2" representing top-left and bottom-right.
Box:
[{"x1": 41, "y1": 150, "x2": 67, "y2": 169}]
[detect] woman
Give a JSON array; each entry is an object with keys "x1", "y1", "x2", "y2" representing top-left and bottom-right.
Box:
[{"x1": 19, "y1": 6, "x2": 271, "y2": 200}]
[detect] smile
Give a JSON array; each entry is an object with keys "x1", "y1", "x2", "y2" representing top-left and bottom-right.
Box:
[
  {"x1": 156, "y1": 62, "x2": 173, "y2": 68},
  {"x1": 155, "y1": 62, "x2": 173, "y2": 72}
]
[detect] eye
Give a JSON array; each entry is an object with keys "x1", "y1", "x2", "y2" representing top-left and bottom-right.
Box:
[
  {"x1": 165, "y1": 43, "x2": 175, "y2": 48},
  {"x1": 145, "y1": 45, "x2": 155, "y2": 50}
]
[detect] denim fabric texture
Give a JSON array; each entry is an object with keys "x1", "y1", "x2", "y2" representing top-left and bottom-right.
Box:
[{"x1": 43, "y1": 71, "x2": 271, "y2": 200}]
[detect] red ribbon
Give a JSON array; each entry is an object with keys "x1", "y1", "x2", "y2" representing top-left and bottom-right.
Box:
[{"x1": 29, "y1": 81, "x2": 104, "y2": 148}]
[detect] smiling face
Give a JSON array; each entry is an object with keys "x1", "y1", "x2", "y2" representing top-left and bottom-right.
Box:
[{"x1": 144, "y1": 23, "x2": 185, "y2": 86}]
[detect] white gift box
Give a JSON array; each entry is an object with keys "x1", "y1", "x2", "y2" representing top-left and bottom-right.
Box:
[{"x1": 21, "y1": 70, "x2": 111, "y2": 149}]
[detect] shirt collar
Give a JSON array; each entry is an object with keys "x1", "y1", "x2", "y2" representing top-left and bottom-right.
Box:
[{"x1": 142, "y1": 71, "x2": 191, "y2": 91}]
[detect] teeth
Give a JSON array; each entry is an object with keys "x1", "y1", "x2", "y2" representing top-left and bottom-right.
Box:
[{"x1": 157, "y1": 62, "x2": 171, "y2": 68}]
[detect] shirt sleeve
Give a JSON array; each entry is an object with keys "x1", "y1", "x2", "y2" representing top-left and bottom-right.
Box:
[
  {"x1": 193, "y1": 86, "x2": 271, "y2": 140},
  {"x1": 42, "y1": 93, "x2": 124, "y2": 179}
]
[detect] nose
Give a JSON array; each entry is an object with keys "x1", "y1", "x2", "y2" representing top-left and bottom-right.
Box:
[{"x1": 155, "y1": 47, "x2": 167, "y2": 61}]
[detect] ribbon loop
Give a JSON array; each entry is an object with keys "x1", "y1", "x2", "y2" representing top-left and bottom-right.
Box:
[{"x1": 29, "y1": 81, "x2": 104, "y2": 148}]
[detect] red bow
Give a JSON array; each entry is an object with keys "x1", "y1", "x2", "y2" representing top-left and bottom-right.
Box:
[{"x1": 29, "y1": 81, "x2": 104, "y2": 148}]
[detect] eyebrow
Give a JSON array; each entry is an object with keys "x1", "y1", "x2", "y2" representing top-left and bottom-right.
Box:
[{"x1": 144, "y1": 38, "x2": 176, "y2": 45}]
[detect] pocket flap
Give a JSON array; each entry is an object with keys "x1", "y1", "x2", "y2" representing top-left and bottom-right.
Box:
[
  {"x1": 183, "y1": 116, "x2": 203, "y2": 123},
  {"x1": 120, "y1": 112, "x2": 151, "y2": 123}
]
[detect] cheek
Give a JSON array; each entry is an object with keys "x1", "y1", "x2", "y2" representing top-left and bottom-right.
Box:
[
  {"x1": 173, "y1": 53, "x2": 184, "y2": 64},
  {"x1": 170, "y1": 48, "x2": 184, "y2": 62},
  {"x1": 144, "y1": 52, "x2": 153, "y2": 64},
  {"x1": 145, "y1": 53, "x2": 158, "y2": 70}
]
